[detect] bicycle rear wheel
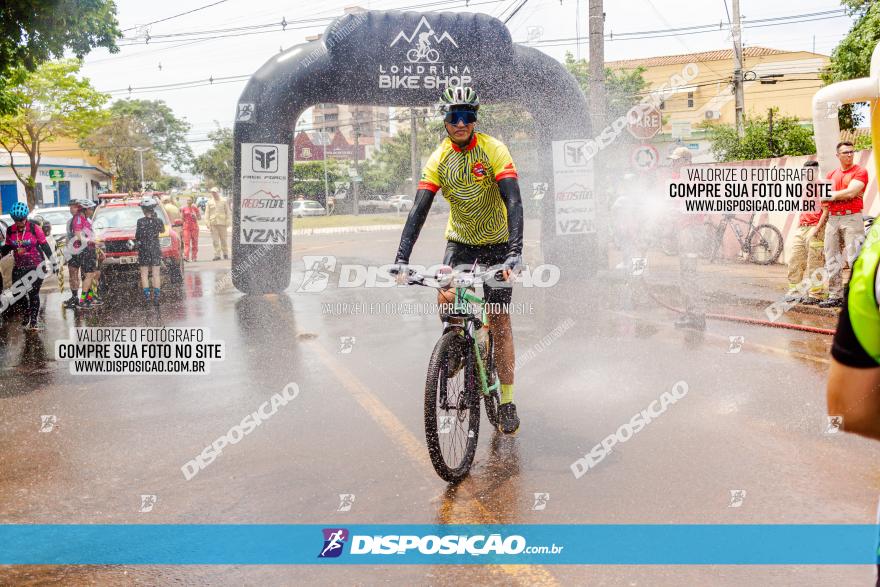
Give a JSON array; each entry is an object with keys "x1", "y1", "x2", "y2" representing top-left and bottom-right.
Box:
[
  {"x1": 425, "y1": 330, "x2": 481, "y2": 483},
  {"x1": 747, "y1": 224, "x2": 784, "y2": 265}
]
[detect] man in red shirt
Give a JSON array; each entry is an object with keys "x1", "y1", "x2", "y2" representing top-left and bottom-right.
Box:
[
  {"x1": 784, "y1": 160, "x2": 827, "y2": 304},
  {"x1": 819, "y1": 141, "x2": 869, "y2": 308}
]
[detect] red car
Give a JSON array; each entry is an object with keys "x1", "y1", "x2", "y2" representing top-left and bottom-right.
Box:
[{"x1": 91, "y1": 196, "x2": 184, "y2": 289}]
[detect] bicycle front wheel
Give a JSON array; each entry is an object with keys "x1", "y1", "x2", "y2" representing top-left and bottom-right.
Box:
[
  {"x1": 747, "y1": 224, "x2": 784, "y2": 265},
  {"x1": 425, "y1": 330, "x2": 481, "y2": 483}
]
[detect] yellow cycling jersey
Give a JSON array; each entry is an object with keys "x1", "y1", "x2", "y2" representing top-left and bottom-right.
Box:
[{"x1": 418, "y1": 132, "x2": 518, "y2": 246}]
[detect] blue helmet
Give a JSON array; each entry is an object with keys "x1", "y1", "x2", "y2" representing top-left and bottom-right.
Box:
[{"x1": 9, "y1": 202, "x2": 29, "y2": 220}]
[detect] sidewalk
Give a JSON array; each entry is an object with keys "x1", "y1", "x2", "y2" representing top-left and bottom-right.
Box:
[{"x1": 606, "y1": 249, "x2": 840, "y2": 319}]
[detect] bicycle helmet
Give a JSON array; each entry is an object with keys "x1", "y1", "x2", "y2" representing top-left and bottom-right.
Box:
[
  {"x1": 9, "y1": 201, "x2": 29, "y2": 220},
  {"x1": 440, "y1": 86, "x2": 479, "y2": 112},
  {"x1": 140, "y1": 195, "x2": 159, "y2": 209},
  {"x1": 78, "y1": 199, "x2": 96, "y2": 209}
]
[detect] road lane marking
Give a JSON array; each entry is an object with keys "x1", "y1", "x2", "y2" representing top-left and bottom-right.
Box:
[{"x1": 269, "y1": 298, "x2": 559, "y2": 586}]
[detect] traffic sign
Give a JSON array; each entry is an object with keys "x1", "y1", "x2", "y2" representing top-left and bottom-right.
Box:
[
  {"x1": 48, "y1": 169, "x2": 64, "y2": 180},
  {"x1": 627, "y1": 105, "x2": 662, "y2": 140},
  {"x1": 631, "y1": 144, "x2": 659, "y2": 171}
]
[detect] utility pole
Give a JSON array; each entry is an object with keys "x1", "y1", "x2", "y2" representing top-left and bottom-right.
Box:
[
  {"x1": 410, "y1": 108, "x2": 420, "y2": 193},
  {"x1": 353, "y1": 125, "x2": 360, "y2": 215},
  {"x1": 319, "y1": 132, "x2": 330, "y2": 206},
  {"x1": 731, "y1": 0, "x2": 745, "y2": 137},
  {"x1": 134, "y1": 147, "x2": 147, "y2": 191},
  {"x1": 588, "y1": 0, "x2": 606, "y2": 138}
]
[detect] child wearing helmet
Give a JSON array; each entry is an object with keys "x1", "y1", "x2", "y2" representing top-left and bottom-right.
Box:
[
  {"x1": 0, "y1": 202, "x2": 55, "y2": 329},
  {"x1": 135, "y1": 195, "x2": 165, "y2": 304}
]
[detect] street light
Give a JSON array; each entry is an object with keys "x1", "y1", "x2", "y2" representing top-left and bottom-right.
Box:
[{"x1": 133, "y1": 147, "x2": 149, "y2": 191}]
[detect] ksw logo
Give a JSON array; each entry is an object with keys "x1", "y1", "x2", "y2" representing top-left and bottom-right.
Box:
[
  {"x1": 390, "y1": 16, "x2": 458, "y2": 63},
  {"x1": 242, "y1": 228, "x2": 286, "y2": 243},
  {"x1": 252, "y1": 145, "x2": 278, "y2": 173},
  {"x1": 243, "y1": 215, "x2": 285, "y2": 223}
]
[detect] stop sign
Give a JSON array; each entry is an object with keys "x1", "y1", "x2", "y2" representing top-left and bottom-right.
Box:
[{"x1": 627, "y1": 105, "x2": 662, "y2": 140}]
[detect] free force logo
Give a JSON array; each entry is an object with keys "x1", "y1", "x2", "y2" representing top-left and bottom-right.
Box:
[
  {"x1": 252, "y1": 145, "x2": 278, "y2": 173},
  {"x1": 319, "y1": 528, "x2": 349, "y2": 558},
  {"x1": 390, "y1": 16, "x2": 458, "y2": 63}
]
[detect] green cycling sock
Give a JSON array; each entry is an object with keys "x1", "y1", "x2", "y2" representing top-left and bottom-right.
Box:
[{"x1": 500, "y1": 383, "x2": 514, "y2": 405}]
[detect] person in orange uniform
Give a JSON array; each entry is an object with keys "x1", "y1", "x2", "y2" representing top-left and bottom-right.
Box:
[{"x1": 180, "y1": 196, "x2": 201, "y2": 262}]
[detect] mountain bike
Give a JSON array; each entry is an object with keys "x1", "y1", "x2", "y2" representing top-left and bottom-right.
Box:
[
  {"x1": 399, "y1": 266, "x2": 502, "y2": 483},
  {"x1": 703, "y1": 213, "x2": 783, "y2": 265}
]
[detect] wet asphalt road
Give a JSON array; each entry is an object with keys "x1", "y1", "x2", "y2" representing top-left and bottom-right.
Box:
[{"x1": 1, "y1": 224, "x2": 879, "y2": 586}]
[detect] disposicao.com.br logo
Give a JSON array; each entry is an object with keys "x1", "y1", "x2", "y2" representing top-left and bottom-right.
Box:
[{"x1": 318, "y1": 528, "x2": 563, "y2": 558}]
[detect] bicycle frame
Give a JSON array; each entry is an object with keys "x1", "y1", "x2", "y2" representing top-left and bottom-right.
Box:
[
  {"x1": 708, "y1": 214, "x2": 756, "y2": 259},
  {"x1": 449, "y1": 283, "x2": 499, "y2": 399}
]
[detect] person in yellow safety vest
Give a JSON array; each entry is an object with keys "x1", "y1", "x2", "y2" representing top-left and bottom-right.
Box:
[{"x1": 826, "y1": 218, "x2": 880, "y2": 587}]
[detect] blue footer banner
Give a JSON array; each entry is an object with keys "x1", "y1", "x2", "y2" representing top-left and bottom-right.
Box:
[{"x1": 1, "y1": 524, "x2": 878, "y2": 565}]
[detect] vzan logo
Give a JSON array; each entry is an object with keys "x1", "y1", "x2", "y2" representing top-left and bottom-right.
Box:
[
  {"x1": 252, "y1": 145, "x2": 278, "y2": 173},
  {"x1": 379, "y1": 17, "x2": 471, "y2": 89}
]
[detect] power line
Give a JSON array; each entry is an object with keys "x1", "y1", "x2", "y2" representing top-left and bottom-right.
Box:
[
  {"x1": 504, "y1": 0, "x2": 530, "y2": 24},
  {"x1": 525, "y1": 10, "x2": 848, "y2": 46},
  {"x1": 121, "y1": 0, "x2": 230, "y2": 32}
]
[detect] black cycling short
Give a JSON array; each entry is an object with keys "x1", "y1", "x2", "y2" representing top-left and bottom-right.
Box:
[
  {"x1": 75, "y1": 246, "x2": 97, "y2": 273},
  {"x1": 442, "y1": 240, "x2": 512, "y2": 306},
  {"x1": 138, "y1": 245, "x2": 162, "y2": 267}
]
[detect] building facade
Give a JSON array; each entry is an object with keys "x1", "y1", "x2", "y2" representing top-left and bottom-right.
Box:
[
  {"x1": 0, "y1": 137, "x2": 112, "y2": 213},
  {"x1": 608, "y1": 47, "x2": 829, "y2": 162}
]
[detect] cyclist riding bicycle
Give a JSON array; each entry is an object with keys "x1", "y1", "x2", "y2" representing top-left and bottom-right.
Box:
[{"x1": 392, "y1": 85, "x2": 524, "y2": 434}]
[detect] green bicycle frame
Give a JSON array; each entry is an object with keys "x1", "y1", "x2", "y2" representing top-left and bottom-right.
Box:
[{"x1": 452, "y1": 284, "x2": 499, "y2": 398}]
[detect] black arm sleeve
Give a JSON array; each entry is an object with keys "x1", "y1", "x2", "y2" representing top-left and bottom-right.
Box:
[
  {"x1": 394, "y1": 188, "x2": 435, "y2": 264},
  {"x1": 39, "y1": 241, "x2": 53, "y2": 260},
  {"x1": 0, "y1": 244, "x2": 13, "y2": 256},
  {"x1": 832, "y1": 287, "x2": 877, "y2": 368},
  {"x1": 498, "y1": 177, "x2": 524, "y2": 256}
]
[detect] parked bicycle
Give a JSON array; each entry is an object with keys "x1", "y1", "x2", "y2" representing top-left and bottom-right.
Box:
[
  {"x1": 703, "y1": 214, "x2": 783, "y2": 265},
  {"x1": 396, "y1": 265, "x2": 502, "y2": 483}
]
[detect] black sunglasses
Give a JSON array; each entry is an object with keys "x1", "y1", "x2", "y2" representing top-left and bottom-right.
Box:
[{"x1": 444, "y1": 110, "x2": 477, "y2": 125}]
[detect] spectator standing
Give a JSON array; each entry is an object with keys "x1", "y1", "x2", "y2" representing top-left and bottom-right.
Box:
[
  {"x1": 180, "y1": 196, "x2": 201, "y2": 262},
  {"x1": 819, "y1": 142, "x2": 869, "y2": 308},
  {"x1": 785, "y1": 160, "x2": 828, "y2": 305},
  {"x1": 205, "y1": 187, "x2": 230, "y2": 261}
]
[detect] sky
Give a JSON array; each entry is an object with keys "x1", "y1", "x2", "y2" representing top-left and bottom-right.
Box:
[{"x1": 77, "y1": 0, "x2": 857, "y2": 156}]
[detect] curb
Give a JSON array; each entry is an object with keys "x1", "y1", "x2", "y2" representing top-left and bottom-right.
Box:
[{"x1": 291, "y1": 224, "x2": 404, "y2": 236}]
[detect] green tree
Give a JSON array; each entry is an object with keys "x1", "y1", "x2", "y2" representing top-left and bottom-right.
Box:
[
  {"x1": 110, "y1": 99, "x2": 193, "y2": 171},
  {"x1": 192, "y1": 127, "x2": 233, "y2": 192},
  {"x1": 361, "y1": 114, "x2": 445, "y2": 194},
  {"x1": 292, "y1": 160, "x2": 346, "y2": 200},
  {"x1": 1, "y1": 0, "x2": 120, "y2": 113},
  {"x1": 823, "y1": 0, "x2": 880, "y2": 128},
  {"x1": 155, "y1": 175, "x2": 186, "y2": 192},
  {"x1": 563, "y1": 52, "x2": 649, "y2": 120},
  {"x1": 703, "y1": 108, "x2": 816, "y2": 161},
  {"x1": 82, "y1": 114, "x2": 161, "y2": 192},
  {"x1": 0, "y1": 59, "x2": 108, "y2": 207}
]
